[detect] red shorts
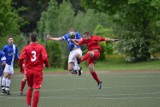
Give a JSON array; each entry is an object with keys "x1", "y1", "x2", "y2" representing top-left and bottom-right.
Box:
[
  {"x1": 87, "y1": 51, "x2": 100, "y2": 64},
  {"x1": 26, "y1": 69, "x2": 43, "y2": 89}
]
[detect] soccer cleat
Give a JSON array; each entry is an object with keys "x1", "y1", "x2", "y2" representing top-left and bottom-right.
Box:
[
  {"x1": 78, "y1": 67, "x2": 82, "y2": 76},
  {"x1": 71, "y1": 70, "x2": 77, "y2": 74},
  {"x1": 19, "y1": 91, "x2": 23, "y2": 96},
  {"x1": 6, "y1": 90, "x2": 11, "y2": 95},
  {"x1": 98, "y1": 81, "x2": 102, "y2": 90},
  {"x1": 2, "y1": 88, "x2": 6, "y2": 93}
]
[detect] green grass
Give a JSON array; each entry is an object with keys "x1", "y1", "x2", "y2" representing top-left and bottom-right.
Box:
[
  {"x1": 94, "y1": 58, "x2": 160, "y2": 71},
  {"x1": 42, "y1": 58, "x2": 160, "y2": 72},
  {"x1": 14, "y1": 58, "x2": 160, "y2": 73},
  {"x1": 1, "y1": 71, "x2": 160, "y2": 107}
]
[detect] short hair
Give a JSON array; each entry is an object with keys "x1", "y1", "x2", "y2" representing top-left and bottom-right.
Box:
[
  {"x1": 83, "y1": 32, "x2": 90, "y2": 36},
  {"x1": 30, "y1": 32, "x2": 37, "y2": 42}
]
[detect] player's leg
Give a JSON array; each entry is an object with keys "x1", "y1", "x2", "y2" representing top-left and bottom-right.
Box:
[
  {"x1": 73, "y1": 49, "x2": 82, "y2": 76},
  {"x1": 32, "y1": 88, "x2": 40, "y2": 107},
  {"x1": 88, "y1": 51, "x2": 102, "y2": 89},
  {"x1": 1, "y1": 73, "x2": 7, "y2": 93},
  {"x1": 5, "y1": 74, "x2": 11, "y2": 95},
  {"x1": 68, "y1": 51, "x2": 77, "y2": 74},
  {"x1": 32, "y1": 71, "x2": 43, "y2": 107},
  {"x1": 5, "y1": 65, "x2": 14, "y2": 95},
  {"x1": 26, "y1": 71, "x2": 33, "y2": 107},
  {"x1": 1, "y1": 64, "x2": 9, "y2": 93},
  {"x1": 0, "y1": 69, "x2": 2, "y2": 87},
  {"x1": 26, "y1": 87, "x2": 33, "y2": 107},
  {"x1": 19, "y1": 74, "x2": 27, "y2": 96}
]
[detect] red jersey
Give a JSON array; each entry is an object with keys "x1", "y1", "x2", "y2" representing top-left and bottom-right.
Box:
[
  {"x1": 19, "y1": 42, "x2": 49, "y2": 71},
  {"x1": 78, "y1": 36, "x2": 105, "y2": 52}
]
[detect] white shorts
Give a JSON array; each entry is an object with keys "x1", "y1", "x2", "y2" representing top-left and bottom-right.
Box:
[
  {"x1": 3, "y1": 64, "x2": 14, "y2": 74},
  {"x1": 68, "y1": 48, "x2": 82, "y2": 64}
]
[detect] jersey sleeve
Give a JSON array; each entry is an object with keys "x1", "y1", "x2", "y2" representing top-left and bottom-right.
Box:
[
  {"x1": 78, "y1": 38, "x2": 85, "y2": 46},
  {"x1": 94, "y1": 36, "x2": 105, "y2": 42},
  {"x1": 15, "y1": 46, "x2": 19, "y2": 59},
  {"x1": 19, "y1": 47, "x2": 27, "y2": 72},
  {"x1": 41, "y1": 46, "x2": 49, "y2": 67},
  {"x1": 61, "y1": 34, "x2": 68, "y2": 41},
  {"x1": 76, "y1": 32, "x2": 82, "y2": 39}
]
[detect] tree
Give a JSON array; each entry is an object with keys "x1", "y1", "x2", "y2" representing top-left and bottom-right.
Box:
[
  {"x1": 12, "y1": 0, "x2": 50, "y2": 33},
  {"x1": 82, "y1": 0, "x2": 160, "y2": 61},
  {"x1": 0, "y1": 0, "x2": 21, "y2": 35}
]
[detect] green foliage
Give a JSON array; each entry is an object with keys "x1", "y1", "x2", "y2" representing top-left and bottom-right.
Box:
[
  {"x1": 94, "y1": 25, "x2": 114, "y2": 56},
  {"x1": 46, "y1": 41, "x2": 62, "y2": 68},
  {"x1": 82, "y1": 0, "x2": 160, "y2": 62},
  {"x1": 0, "y1": 0, "x2": 21, "y2": 35}
]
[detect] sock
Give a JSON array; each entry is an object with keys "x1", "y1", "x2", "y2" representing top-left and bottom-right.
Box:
[
  {"x1": 74, "y1": 62, "x2": 80, "y2": 71},
  {"x1": 20, "y1": 80, "x2": 26, "y2": 92},
  {"x1": 80, "y1": 53, "x2": 90, "y2": 62},
  {"x1": 5, "y1": 78, "x2": 11, "y2": 91},
  {"x1": 33, "y1": 91, "x2": 40, "y2": 107},
  {"x1": 26, "y1": 88, "x2": 33, "y2": 106},
  {"x1": 91, "y1": 72, "x2": 100, "y2": 84},
  {"x1": 0, "y1": 77, "x2": 1, "y2": 86},
  {"x1": 1, "y1": 77, "x2": 6, "y2": 89}
]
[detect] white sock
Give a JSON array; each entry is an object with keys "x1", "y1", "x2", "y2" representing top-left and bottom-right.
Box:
[
  {"x1": 2, "y1": 77, "x2": 6, "y2": 87},
  {"x1": 6, "y1": 78, "x2": 11, "y2": 90},
  {"x1": 0, "y1": 77, "x2": 1, "y2": 86},
  {"x1": 74, "y1": 62, "x2": 80, "y2": 71}
]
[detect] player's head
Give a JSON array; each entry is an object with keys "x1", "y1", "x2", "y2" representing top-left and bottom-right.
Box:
[
  {"x1": 83, "y1": 32, "x2": 91, "y2": 40},
  {"x1": 68, "y1": 28, "x2": 76, "y2": 39},
  {"x1": 30, "y1": 32, "x2": 37, "y2": 42},
  {"x1": 7, "y1": 36, "x2": 14, "y2": 45}
]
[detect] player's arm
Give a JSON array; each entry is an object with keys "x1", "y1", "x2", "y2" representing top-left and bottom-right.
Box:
[
  {"x1": 41, "y1": 47, "x2": 49, "y2": 68},
  {"x1": 99, "y1": 37, "x2": 119, "y2": 42},
  {"x1": 71, "y1": 38, "x2": 84, "y2": 46},
  {"x1": 19, "y1": 48, "x2": 26, "y2": 73},
  {"x1": 46, "y1": 35, "x2": 63, "y2": 41}
]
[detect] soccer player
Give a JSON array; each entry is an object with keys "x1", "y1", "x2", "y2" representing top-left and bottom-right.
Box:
[
  {"x1": 71, "y1": 32, "x2": 118, "y2": 89},
  {"x1": 0, "y1": 51, "x2": 6, "y2": 86},
  {"x1": 19, "y1": 32, "x2": 49, "y2": 107},
  {"x1": 1, "y1": 37, "x2": 19, "y2": 95},
  {"x1": 46, "y1": 28, "x2": 82, "y2": 75}
]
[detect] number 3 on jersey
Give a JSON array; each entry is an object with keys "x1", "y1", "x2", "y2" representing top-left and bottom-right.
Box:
[{"x1": 31, "y1": 51, "x2": 37, "y2": 62}]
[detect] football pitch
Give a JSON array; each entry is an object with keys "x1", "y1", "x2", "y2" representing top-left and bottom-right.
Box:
[{"x1": 1, "y1": 70, "x2": 160, "y2": 107}]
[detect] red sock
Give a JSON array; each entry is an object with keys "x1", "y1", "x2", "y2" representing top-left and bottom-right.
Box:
[
  {"x1": 20, "y1": 80, "x2": 26, "y2": 92},
  {"x1": 26, "y1": 88, "x2": 33, "y2": 106},
  {"x1": 91, "y1": 72, "x2": 100, "y2": 84},
  {"x1": 80, "y1": 53, "x2": 90, "y2": 62},
  {"x1": 32, "y1": 91, "x2": 40, "y2": 107}
]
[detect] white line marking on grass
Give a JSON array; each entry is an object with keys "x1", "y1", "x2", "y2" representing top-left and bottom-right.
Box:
[
  {"x1": 0, "y1": 84, "x2": 160, "y2": 95},
  {"x1": 1, "y1": 95, "x2": 160, "y2": 100}
]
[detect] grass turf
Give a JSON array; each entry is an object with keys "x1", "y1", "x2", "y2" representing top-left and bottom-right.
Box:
[{"x1": 1, "y1": 71, "x2": 160, "y2": 107}]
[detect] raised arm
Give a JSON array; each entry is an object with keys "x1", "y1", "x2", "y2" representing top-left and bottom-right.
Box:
[
  {"x1": 105, "y1": 38, "x2": 119, "y2": 42},
  {"x1": 46, "y1": 35, "x2": 63, "y2": 41}
]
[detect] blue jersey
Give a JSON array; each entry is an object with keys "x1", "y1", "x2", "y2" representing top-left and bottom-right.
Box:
[
  {"x1": 0, "y1": 51, "x2": 6, "y2": 76},
  {"x1": 62, "y1": 32, "x2": 81, "y2": 51},
  {"x1": 2, "y1": 44, "x2": 19, "y2": 65},
  {"x1": 0, "y1": 51, "x2": 6, "y2": 62}
]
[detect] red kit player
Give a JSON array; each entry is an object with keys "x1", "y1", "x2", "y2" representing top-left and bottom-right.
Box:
[{"x1": 19, "y1": 32, "x2": 49, "y2": 107}]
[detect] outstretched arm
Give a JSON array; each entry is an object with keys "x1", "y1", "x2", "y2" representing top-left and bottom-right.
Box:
[
  {"x1": 105, "y1": 38, "x2": 119, "y2": 42},
  {"x1": 46, "y1": 35, "x2": 63, "y2": 41}
]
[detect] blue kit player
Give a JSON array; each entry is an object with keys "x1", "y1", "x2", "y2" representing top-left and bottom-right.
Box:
[
  {"x1": 46, "y1": 28, "x2": 82, "y2": 75},
  {"x1": 1, "y1": 37, "x2": 19, "y2": 95},
  {"x1": 0, "y1": 51, "x2": 6, "y2": 86}
]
